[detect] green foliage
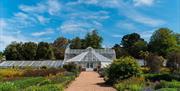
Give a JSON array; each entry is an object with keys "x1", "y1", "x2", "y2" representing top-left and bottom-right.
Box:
[
  {"x1": 63, "y1": 62, "x2": 80, "y2": 72},
  {"x1": 174, "y1": 33, "x2": 180, "y2": 45},
  {"x1": 4, "y1": 42, "x2": 24, "y2": 60},
  {"x1": 70, "y1": 37, "x2": 82, "y2": 49},
  {"x1": 13, "y1": 77, "x2": 46, "y2": 89},
  {"x1": 22, "y1": 68, "x2": 65, "y2": 77},
  {"x1": 106, "y1": 57, "x2": 141, "y2": 84},
  {"x1": 121, "y1": 33, "x2": 147, "y2": 58},
  {"x1": 84, "y1": 30, "x2": 103, "y2": 48},
  {"x1": 4, "y1": 41, "x2": 54, "y2": 60},
  {"x1": 0, "y1": 82, "x2": 18, "y2": 91},
  {"x1": 36, "y1": 42, "x2": 55, "y2": 60},
  {"x1": 148, "y1": 28, "x2": 177, "y2": 57},
  {"x1": 24, "y1": 84, "x2": 63, "y2": 91},
  {"x1": 144, "y1": 73, "x2": 180, "y2": 81},
  {"x1": 112, "y1": 44, "x2": 129, "y2": 58},
  {"x1": 0, "y1": 51, "x2": 4, "y2": 60},
  {"x1": 22, "y1": 42, "x2": 37, "y2": 60},
  {"x1": 115, "y1": 77, "x2": 145, "y2": 91},
  {"x1": 0, "y1": 68, "x2": 23, "y2": 77},
  {"x1": 155, "y1": 80, "x2": 180, "y2": 90},
  {"x1": 166, "y1": 50, "x2": 180, "y2": 71},
  {"x1": 146, "y1": 53, "x2": 164, "y2": 73},
  {"x1": 157, "y1": 88, "x2": 178, "y2": 91},
  {"x1": 52, "y1": 37, "x2": 69, "y2": 59}
]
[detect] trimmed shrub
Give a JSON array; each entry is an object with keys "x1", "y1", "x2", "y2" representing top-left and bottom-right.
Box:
[
  {"x1": 106, "y1": 56, "x2": 141, "y2": 84},
  {"x1": 145, "y1": 73, "x2": 180, "y2": 82},
  {"x1": 146, "y1": 54, "x2": 164, "y2": 73}
]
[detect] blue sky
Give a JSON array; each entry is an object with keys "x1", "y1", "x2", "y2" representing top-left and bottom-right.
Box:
[{"x1": 0, "y1": 0, "x2": 179, "y2": 51}]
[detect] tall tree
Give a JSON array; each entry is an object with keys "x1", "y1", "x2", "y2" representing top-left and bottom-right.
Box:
[
  {"x1": 121, "y1": 33, "x2": 147, "y2": 58},
  {"x1": 148, "y1": 28, "x2": 177, "y2": 57},
  {"x1": 84, "y1": 30, "x2": 103, "y2": 48},
  {"x1": 52, "y1": 37, "x2": 69, "y2": 59},
  {"x1": 4, "y1": 42, "x2": 24, "y2": 60},
  {"x1": 112, "y1": 44, "x2": 129, "y2": 58},
  {"x1": 36, "y1": 42, "x2": 54, "y2": 60},
  {"x1": 174, "y1": 33, "x2": 180, "y2": 45},
  {"x1": 22, "y1": 42, "x2": 37, "y2": 60},
  {"x1": 70, "y1": 37, "x2": 82, "y2": 49}
]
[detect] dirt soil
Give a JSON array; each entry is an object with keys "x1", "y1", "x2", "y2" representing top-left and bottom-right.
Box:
[{"x1": 65, "y1": 71, "x2": 116, "y2": 91}]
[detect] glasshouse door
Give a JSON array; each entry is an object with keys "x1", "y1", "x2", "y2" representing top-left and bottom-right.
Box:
[{"x1": 86, "y1": 62, "x2": 93, "y2": 71}]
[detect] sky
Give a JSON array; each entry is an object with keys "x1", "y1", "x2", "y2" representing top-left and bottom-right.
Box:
[{"x1": 0, "y1": 0, "x2": 180, "y2": 51}]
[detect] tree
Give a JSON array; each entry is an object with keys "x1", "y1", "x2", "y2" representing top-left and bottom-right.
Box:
[
  {"x1": 146, "y1": 53, "x2": 164, "y2": 73},
  {"x1": 84, "y1": 30, "x2": 103, "y2": 48},
  {"x1": 36, "y1": 42, "x2": 54, "y2": 60},
  {"x1": 4, "y1": 42, "x2": 24, "y2": 60},
  {"x1": 22, "y1": 42, "x2": 37, "y2": 60},
  {"x1": 0, "y1": 51, "x2": 4, "y2": 60},
  {"x1": 167, "y1": 51, "x2": 180, "y2": 72},
  {"x1": 139, "y1": 51, "x2": 150, "y2": 66},
  {"x1": 112, "y1": 44, "x2": 129, "y2": 58},
  {"x1": 107, "y1": 57, "x2": 141, "y2": 84},
  {"x1": 52, "y1": 37, "x2": 69, "y2": 59},
  {"x1": 121, "y1": 33, "x2": 147, "y2": 58},
  {"x1": 70, "y1": 37, "x2": 82, "y2": 49},
  {"x1": 174, "y1": 33, "x2": 180, "y2": 45},
  {"x1": 148, "y1": 28, "x2": 177, "y2": 57}
]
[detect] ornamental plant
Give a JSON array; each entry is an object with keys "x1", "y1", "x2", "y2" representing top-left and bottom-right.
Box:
[{"x1": 106, "y1": 56, "x2": 141, "y2": 84}]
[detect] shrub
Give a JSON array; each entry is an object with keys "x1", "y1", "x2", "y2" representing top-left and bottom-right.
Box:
[
  {"x1": 0, "y1": 82, "x2": 18, "y2": 91},
  {"x1": 0, "y1": 68, "x2": 23, "y2": 77},
  {"x1": 140, "y1": 67, "x2": 150, "y2": 73},
  {"x1": 145, "y1": 73, "x2": 180, "y2": 82},
  {"x1": 146, "y1": 54, "x2": 164, "y2": 73},
  {"x1": 22, "y1": 68, "x2": 65, "y2": 77},
  {"x1": 49, "y1": 73, "x2": 75, "y2": 86},
  {"x1": 106, "y1": 56, "x2": 141, "y2": 84},
  {"x1": 63, "y1": 62, "x2": 78, "y2": 72},
  {"x1": 166, "y1": 51, "x2": 180, "y2": 71}
]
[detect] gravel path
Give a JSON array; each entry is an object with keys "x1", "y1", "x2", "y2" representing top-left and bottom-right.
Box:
[{"x1": 65, "y1": 71, "x2": 116, "y2": 91}]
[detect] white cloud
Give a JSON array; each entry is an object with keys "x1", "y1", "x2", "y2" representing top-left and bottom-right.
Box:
[
  {"x1": 116, "y1": 21, "x2": 137, "y2": 30},
  {"x1": 36, "y1": 15, "x2": 49, "y2": 24},
  {"x1": 59, "y1": 20, "x2": 91, "y2": 33},
  {"x1": 19, "y1": 0, "x2": 61, "y2": 16},
  {"x1": 133, "y1": 0, "x2": 155, "y2": 6},
  {"x1": 68, "y1": 0, "x2": 165, "y2": 27},
  {"x1": 32, "y1": 28, "x2": 54, "y2": 36},
  {"x1": 47, "y1": 0, "x2": 61, "y2": 15}
]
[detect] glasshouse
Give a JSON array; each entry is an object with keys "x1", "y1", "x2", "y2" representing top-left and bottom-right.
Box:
[
  {"x1": 64, "y1": 47, "x2": 116, "y2": 71},
  {"x1": 0, "y1": 61, "x2": 63, "y2": 68},
  {"x1": 0, "y1": 47, "x2": 116, "y2": 70}
]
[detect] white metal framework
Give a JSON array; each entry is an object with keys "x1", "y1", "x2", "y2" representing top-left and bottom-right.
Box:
[
  {"x1": 64, "y1": 47, "x2": 116, "y2": 69},
  {"x1": 0, "y1": 60, "x2": 63, "y2": 68}
]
